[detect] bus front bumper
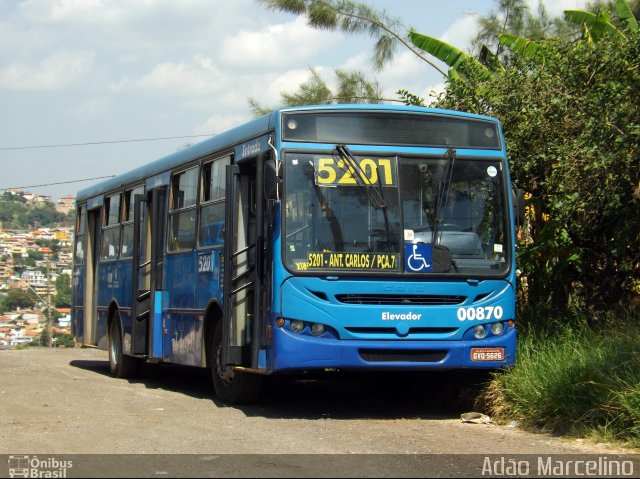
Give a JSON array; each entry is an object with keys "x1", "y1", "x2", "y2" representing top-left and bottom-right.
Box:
[{"x1": 267, "y1": 325, "x2": 516, "y2": 373}]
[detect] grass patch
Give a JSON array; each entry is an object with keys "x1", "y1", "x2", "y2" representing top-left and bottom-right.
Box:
[{"x1": 481, "y1": 313, "x2": 640, "y2": 445}]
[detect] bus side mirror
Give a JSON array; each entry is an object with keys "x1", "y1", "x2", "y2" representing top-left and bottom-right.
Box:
[
  {"x1": 264, "y1": 159, "x2": 282, "y2": 201},
  {"x1": 512, "y1": 186, "x2": 525, "y2": 227}
]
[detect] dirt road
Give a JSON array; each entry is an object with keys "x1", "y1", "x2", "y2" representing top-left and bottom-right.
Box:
[{"x1": 0, "y1": 348, "x2": 637, "y2": 477}]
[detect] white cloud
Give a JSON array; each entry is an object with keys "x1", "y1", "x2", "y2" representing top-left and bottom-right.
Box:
[
  {"x1": 339, "y1": 52, "x2": 369, "y2": 73},
  {"x1": 0, "y1": 50, "x2": 94, "y2": 90},
  {"x1": 530, "y1": 0, "x2": 591, "y2": 18},
  {"x1": 423, "y1": 82, "x2": 447, "y2": 106},
  {"x1": 373, "y1": 49, "x2": 443, "y2": 100},
  {"x1": 137, "y1": 56, "x2": 229, "y2": 96},
  {"x1": 440, "y1": 13, "x2": 480, "y2": 53},
  {"x1": 195, "y1": 113, "x2": 253, "y2": 136},
  {"x1": 220, "y1": 16, "x2": 339, "y2": 70},
  {"x1": 47, "y1": 0, "x2": 123, "y2": 22},
  {"x1": 260, "y1": 68, "x2": 324, "y2": 105},
  {"x1": 67, "y1": 96, "x2": 112, "y2": 121}
]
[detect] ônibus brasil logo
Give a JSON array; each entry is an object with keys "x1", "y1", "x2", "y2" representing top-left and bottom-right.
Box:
[{"x1": 8, "y1": 455, "x2": 73, "y2": 478}]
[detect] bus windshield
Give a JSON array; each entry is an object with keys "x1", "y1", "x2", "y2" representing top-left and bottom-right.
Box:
[{"x1": 284, "y1": 152, "x2": 509, "y2": 275}]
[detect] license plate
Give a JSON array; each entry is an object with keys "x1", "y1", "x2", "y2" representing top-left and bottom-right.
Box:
[{"x1": 471, "y1": 347, "x2": 505, "y2": 361}]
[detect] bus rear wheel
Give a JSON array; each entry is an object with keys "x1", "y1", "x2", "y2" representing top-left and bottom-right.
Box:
[
  {"x1": 108, "y1": 315, "x2": 139, "y2": 379},
  {"x1": 211, "y1": 322, "x2": 262, "y2": 405}
]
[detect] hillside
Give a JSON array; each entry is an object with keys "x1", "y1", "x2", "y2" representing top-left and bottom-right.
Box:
[{"x1": 0, "y1": 192, "x2": 74, "y2": 230}]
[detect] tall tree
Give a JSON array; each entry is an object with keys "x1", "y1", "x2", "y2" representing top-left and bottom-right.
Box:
[
  {"x1": 54, "y1": 273, "x2": 71, "y2": 308},
  {"x1": 248, "y1": 67, "x2": 384, "y2": 116},
  {"x1": 437, "y1": 27, "x2": 640, "y2": 313},
  {"x1": 472, "y1": 0, "x2": 574, "y2": 57},
  {"x1": 258, "y1": 0, "x2": 447, "y2": 77}
]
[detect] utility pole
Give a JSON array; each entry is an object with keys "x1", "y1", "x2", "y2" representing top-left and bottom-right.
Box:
[{"x1": 47, "y1": 259, "x2": 52, "y2": 348}]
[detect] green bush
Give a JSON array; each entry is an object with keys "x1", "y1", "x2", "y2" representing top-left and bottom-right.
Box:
[
  {"x1": 483, "y1": 316, "x2": 640, "y2": 444},
  {"x1": 437, "y1": 33, "x2": 640, "y2": 314}
]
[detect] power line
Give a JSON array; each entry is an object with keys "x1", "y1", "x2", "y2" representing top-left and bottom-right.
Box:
[
  {"x1": 0, "y1": 175, "x2": 116, "y2": 191},
  {"x1": 0, "y1": 133, "x2": 215, "y2": 151}
]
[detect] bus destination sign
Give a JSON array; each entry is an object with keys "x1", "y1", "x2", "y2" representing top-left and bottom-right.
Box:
[{"x1": 300, "y1": 252, "x2": 398, "y2": 271}]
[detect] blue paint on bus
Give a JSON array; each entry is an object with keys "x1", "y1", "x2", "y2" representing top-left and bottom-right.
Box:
[{"x1": 71, "y1": 105, "x2": 520, "y2": 403}]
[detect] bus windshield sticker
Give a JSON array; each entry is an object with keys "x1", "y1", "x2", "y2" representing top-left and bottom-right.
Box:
[
  {"x1": 298, "y1": 252, "x2": 398, "y2": 271},
  {"x1": 405, "y1": 243, "x2": 433, "y2": 273},
  {"x1": 313, "y1": 157, "x2": 397, "y2": 187}
]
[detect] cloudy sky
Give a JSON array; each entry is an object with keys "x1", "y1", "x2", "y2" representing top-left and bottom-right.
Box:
[{"x1": 0, "y1": 0, "x2": 588, "y2": 201}]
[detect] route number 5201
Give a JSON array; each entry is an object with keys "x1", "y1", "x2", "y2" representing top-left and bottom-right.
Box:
[{"x1": 315, "y1": 157, "x2": 396, "y2": 186}]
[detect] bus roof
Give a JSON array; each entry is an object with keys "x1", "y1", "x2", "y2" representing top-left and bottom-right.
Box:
[{"x1": 75, "y1": 104, "x2": 500, "y2": 203}]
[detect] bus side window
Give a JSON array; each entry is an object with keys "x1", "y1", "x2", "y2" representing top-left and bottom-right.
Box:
[
  {"x1": 199, "y1": 156, "x2": 230, "y2": 248},
  {"x1": 101, "y1": 193, "x2": 121, "y2": 260},
  {"x1": 168, "y1": 167, "x2": 198, "y2": 252},
  {"x1": 121, "y1": 185, "x2": 144, "y2": 258},
  {"x1": 74, "y1": 205, "x2": 86, "y2": 263}
]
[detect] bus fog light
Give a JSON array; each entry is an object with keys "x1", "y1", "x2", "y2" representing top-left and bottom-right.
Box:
[
  {"x1": 491, "y1": 322, "x2": 504, "y2": 336},
  {"x1": 311, "y1": 323, "x2": 325, "y2": 336},
  {"x1": 473, "y1": 325, "x2": 487, "y2": 339},
  {"x1": 290, "y1": 320, "x2": 304, "y2": 333}
]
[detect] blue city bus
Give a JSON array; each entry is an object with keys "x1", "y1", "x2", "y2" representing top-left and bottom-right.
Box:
[{"x1": 71, "y1": 104, "x2": 524, "y2": 404}]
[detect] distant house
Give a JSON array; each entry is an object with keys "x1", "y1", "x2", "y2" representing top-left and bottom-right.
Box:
[
  {"x1": 22, "y1": 192, "x2": 51, "y2": 203},
  {"x1": 22, "y1": 270, "x2": 46, "y2": 287},
  {"x1": 55, "y1": 196, "x2": 75, "y2": 215},
  {"x1": 22, "y1": 311, "x2": 44, "y2": 325},
  {"x1": 8, "y1": 278, "x2": 29, "y2": 290},
  {"x1": 31, "y1": 229, "x2": 53, "y2": 240},
  {"x1": 57, "y1": 316, "x2": 71, "y2": 328}
]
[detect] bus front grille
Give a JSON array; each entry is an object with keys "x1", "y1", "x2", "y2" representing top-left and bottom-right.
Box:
[
  {"x1": 346, "y1": 327, "x2": 458, "y2": 335},
  {"x1": 359, "y1": 349, "x2": 447, "y2": 363},
  {"x1": 336, "y1": 294, "x2": 466, "y2": 305}
]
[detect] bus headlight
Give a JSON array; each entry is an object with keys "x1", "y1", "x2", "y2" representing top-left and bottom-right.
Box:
[
  {"x1": 311, "y1": 323, "x2": 325, "y2": 337},
  {"x1": 290, "y1": 320, "x2": 304, "y2": 334},
  {"x1": 491, "y1": 322, "x2": 504, "y2": 336},
  {"x1": 473, "y1": 325, "x2": 487, "y2": 339}
]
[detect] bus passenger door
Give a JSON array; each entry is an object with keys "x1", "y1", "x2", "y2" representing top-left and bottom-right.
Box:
[
  {"x1": 84, "y1": 207, "x2": 101, "y2": 346},
  {"x1": 132, "y1": 187, "x2": 166, "y2": 356},
  {"x1": 222, "y1": 160, "x2": 266, "y2": 371}
]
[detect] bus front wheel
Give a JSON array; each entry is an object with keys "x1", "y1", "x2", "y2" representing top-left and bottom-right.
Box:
[
  {"x1": 108, "y1": 315, "x2": 139, "y2": 379},
  {"x1": 211, "y1": 322, "x2": 262, "y2": 405}
]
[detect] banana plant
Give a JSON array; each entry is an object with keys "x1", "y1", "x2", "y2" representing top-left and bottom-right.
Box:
[
  {"x1": 615, "y1": 0, "x2": 639, "y2": 32},
  {"x1": 563, "y1": 0, "x2": 639, "y2": 42},
  {"x1": 564, "y1": 9, "x2": 626, "y2": 40},
  {"x1": 408, "y1": 31, "x2": 491, "y2": 81},
  {"x1": 497, "y1": 34, "x2": 543, "y2": 59}
]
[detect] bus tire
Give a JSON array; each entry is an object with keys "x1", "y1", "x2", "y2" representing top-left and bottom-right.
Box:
[
  {"x1": 108, "y1": 315, "x2": 139, "y2": 379},
  {"x1": 211, "y1": 321, "x2": 262, "y2": 405}
]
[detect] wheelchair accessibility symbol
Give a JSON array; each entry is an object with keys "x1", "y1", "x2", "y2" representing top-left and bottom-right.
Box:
[{"x1": 405, "y1": 243, "x2": 433, "y2": 272}]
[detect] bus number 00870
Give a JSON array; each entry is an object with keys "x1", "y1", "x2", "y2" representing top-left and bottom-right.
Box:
[{"x1": 457, "y1": 306, "x2": 503, "y2": 321}]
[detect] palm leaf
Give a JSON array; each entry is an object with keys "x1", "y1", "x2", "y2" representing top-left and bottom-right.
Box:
[{"x1": 616, "y1": 0, "x2": 639, "y2": 32}]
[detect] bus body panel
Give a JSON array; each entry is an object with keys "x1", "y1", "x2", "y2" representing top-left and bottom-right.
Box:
[
  {"x1": 266, "y1": 276, "x2": 515, "y2": 373},
  {"x1": 277, "y1": 277, "x2": 515, "y2": 339},
  {"x1": 268, "y1": 324, "x2": 516, "y2": 372},
  {"x1": 162, "y1": 309, "x2": 204, "y2": 367}
]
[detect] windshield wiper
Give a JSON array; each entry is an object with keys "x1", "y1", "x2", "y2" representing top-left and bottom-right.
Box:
[
  {"x1": 334, "y1": 145, "x2": 392, "y2": 247},
  {"x1": 432, "y1": 147, "x2": 456, "y2": 246},
  {"x1": 334, "y1": 145, "x2": 386, "y2": 208}
]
